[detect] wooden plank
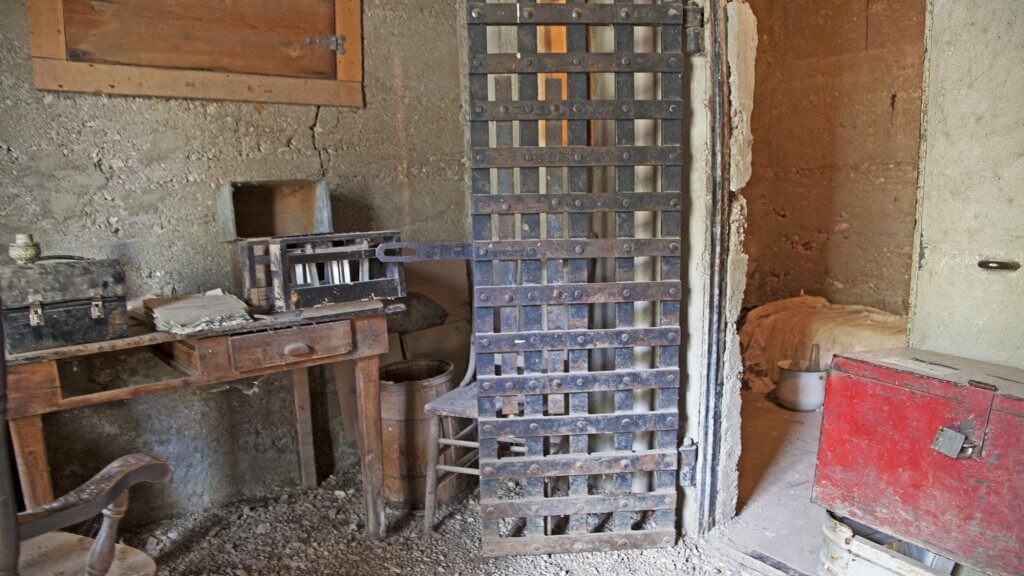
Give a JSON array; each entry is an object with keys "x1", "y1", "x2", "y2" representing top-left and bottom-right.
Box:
[
  {"x1": 352, "y1": 355, "x2": 385, "y2": 539},
  {"x1": 336, "y1": 0, "x2": 363, "y2": 83},
  {"x1": 9, "y1": 415, "x2": 54, "y2": 508},
  {"x1": 482, "y1": 530, "x2": 675, "y2": 557},
  {"x1": 32, "y1": 59, "x2": 364, "y2": 108},
  {"x1": 26, "y1": 0, "x2": 66, "y2": 59},
  {"x1": 291, "y1": 368, "x2": 317, "y2": 489},
  {"x1": 63, "y1": 0, "x2": 336, "y2": 79}
]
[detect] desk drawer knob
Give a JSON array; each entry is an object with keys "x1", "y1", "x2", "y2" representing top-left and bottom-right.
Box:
[{"x1": 284, "y1": 343, "x2": 313, "y2": 357}]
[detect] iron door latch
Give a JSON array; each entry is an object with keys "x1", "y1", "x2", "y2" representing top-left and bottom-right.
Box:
[{"x1": 679, "y1": 440, "x2": 698, "y2": 487}]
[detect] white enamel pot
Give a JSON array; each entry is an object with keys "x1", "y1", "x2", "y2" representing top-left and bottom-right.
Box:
[{"x1": 775, "y1": 359, "x2": 826, "y2": 411}]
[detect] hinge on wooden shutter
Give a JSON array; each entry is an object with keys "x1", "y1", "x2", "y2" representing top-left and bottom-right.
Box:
[
  {"x1": 679, "y1": 439, "x2": 698, "y2": 487},
  {"x1": 307, "y1": 35, "x2": 347, "y2": 54},
  {"x1": 28, "y1": 296, "x2": 44, "y2": 327},
  {"x1": 684, "y1": 4, "x2": 705, "y2": 55}
]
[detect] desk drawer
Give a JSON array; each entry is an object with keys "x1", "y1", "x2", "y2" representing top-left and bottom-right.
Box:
[{"x1": 228, "y1": 321, "x2": 352, "y2": 372}]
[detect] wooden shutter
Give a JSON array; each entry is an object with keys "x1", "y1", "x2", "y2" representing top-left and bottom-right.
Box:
[{"x1": 26, "y1": 0, "x2": 363, "y2": 107}]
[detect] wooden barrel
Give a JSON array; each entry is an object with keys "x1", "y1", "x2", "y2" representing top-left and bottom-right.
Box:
[{"x1": 379, "y1": 360, "x2": 456, "y2": 509}]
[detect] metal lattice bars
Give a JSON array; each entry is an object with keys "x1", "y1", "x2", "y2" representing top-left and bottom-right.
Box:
[{"x1": 467, "y1": 0, "x2": 692, "y2": 557}]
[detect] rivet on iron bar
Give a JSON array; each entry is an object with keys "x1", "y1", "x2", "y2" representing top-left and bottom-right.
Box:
[
  {"x1": 571, "y1": 8, "x2": 583, "y2": 19},
  {"x1": 622, "y1": 289, "x2": 632, "y2": 298},
  {"x1": 471, "y1": 7, "x2": 481, "y2": 19}
]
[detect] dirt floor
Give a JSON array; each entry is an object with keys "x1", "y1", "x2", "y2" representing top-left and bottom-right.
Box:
[
  {"x1": 125, "y1": 444, "x2": 738, "y2": 576},
  {"x1": 716, "y1": 391, "x2": 826, "y2": 574}
]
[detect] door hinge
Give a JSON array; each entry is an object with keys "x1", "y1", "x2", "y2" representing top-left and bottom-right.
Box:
[
  {"x1": 684, "y1": 4, "x2": 705, "y2": 55},
  {"x1": 679, "y1": 439, "x2": 698, "y2": 487},
  {"x1": 307, "y1": 35, "x2": 346, "y2": 54}
]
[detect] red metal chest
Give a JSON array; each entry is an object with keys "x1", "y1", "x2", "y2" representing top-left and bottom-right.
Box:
[{"x1": 813, "y1": 348, "x2": 1024, "y2": 576}]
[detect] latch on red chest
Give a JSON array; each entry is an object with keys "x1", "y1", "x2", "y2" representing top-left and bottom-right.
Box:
[{"x1": 932, "y1": 380, "x2": 996, "y2": 459}]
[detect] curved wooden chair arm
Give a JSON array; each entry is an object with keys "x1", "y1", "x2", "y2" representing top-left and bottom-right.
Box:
[{"x1": 17, "y1": 453, "x2": 170, "y2": 541}]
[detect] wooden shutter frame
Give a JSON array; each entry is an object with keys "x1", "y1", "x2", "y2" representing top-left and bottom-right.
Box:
[{"x1": 26, "y1": 0, "x2": 364, "y2": 107}]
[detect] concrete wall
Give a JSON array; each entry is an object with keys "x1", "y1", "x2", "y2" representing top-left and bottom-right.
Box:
[
  {"x1": 742, "y1": 0, "x2": 925, "y2": 314},
  {"x1": 0, "y1": 0, "x2": 468, "y2": 521},
  {"x1": 909, "y1": 0, "x2": 1024, "y2": 368}
]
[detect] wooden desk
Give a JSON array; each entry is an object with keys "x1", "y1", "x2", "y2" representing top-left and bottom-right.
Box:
[{"x1": 4, "y1": 301, "x2": 395, "y2": 539}]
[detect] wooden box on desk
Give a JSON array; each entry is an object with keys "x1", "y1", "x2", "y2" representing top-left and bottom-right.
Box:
[
  {"x1": 813, "y1": 347, "x2": 1024, "y2": 576},
  {"x1": 0, "y1": 259, "x2": 128, "y2": 354},
  {"x1": 237, "y1": 231, "x2": 406, "y2": 314}
]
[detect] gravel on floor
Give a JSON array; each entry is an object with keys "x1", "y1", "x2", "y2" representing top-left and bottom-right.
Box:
[{"x1": 124, "y1": 447, "x2": 739, "y2": 576}]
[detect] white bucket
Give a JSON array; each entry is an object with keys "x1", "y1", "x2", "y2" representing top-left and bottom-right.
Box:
[{"x1": 775, "y1": 359, "x2": 826, "y2": 411}]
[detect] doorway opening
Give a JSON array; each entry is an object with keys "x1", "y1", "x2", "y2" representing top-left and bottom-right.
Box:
[{"x1": 716, "y1": 1, "x2": 927, "y2": 573}]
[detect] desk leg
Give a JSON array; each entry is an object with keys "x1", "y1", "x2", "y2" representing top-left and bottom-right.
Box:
[
  {"x1": 353, "y1": 356, "x2": 385, "y2": 539},
  {"x1": 332, "y1": 362, "x2": 358, "y2": 444},
  {"x1": 291, "y1": 368, "x2": 317, "y2": 490},
  {"x1": 9, "y1": 415, "x2": 54, "y2": 509}
]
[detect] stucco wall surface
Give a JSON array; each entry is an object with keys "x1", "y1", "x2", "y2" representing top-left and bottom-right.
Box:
[
  {"x1": 909, "y1": 0, "x2": 1024, "y2": 368},
  {"x1": 742, "y1": 0, "x2": 925, "y2": 314},
  {"x1": 0, "y1": 0, "x2": 468, "y2": 521}
]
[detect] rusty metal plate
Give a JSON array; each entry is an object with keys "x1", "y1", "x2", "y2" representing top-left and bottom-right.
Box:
[
  {"x1": 470, "y1": 99, "x2": 685, "y2": 122},
  {"x1": 469, "y1": 53, "x2": 686, "y2": 74},
  {"x1": 474, "y1": 281, "x2": 681, "y2": 307},
  {"x1": 468, "y1": 3, "x2": 687, "y2": 25},
  {"x1": 471, "y1": 145, "x2": 684, "y2": 168}
]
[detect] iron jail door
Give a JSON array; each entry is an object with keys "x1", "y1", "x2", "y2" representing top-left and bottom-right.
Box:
[
  {"x1": 466, "y1": 1, "x2": 701, "y2": 556},
  {"x1": 382, "y1": 0, "x2": 706, "y2": 557}
]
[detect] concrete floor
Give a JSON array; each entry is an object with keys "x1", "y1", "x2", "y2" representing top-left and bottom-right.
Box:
[{"x1": 717, "y1": 391, "x2": 828, "y2": 575}]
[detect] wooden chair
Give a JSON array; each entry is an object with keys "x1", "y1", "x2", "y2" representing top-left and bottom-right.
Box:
[
  {"x1": 421, "y1": 383, "x2": 525, "y2": 532},
  {"x1": 0, "y1": 297, "x2": 171, "y2": 576},
  {"x1": 14, "y1": 454, "x2": 171, "y2": 576}
]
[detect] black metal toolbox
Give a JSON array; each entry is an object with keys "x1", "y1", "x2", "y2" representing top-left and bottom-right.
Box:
[{"x1": 0, "y1": 259, "x2": 129, "y2": 354}]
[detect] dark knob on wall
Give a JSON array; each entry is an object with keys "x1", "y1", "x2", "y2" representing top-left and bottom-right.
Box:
[{"x1": 978, "y1": 260, "x2": 1021, "y2": 271}]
